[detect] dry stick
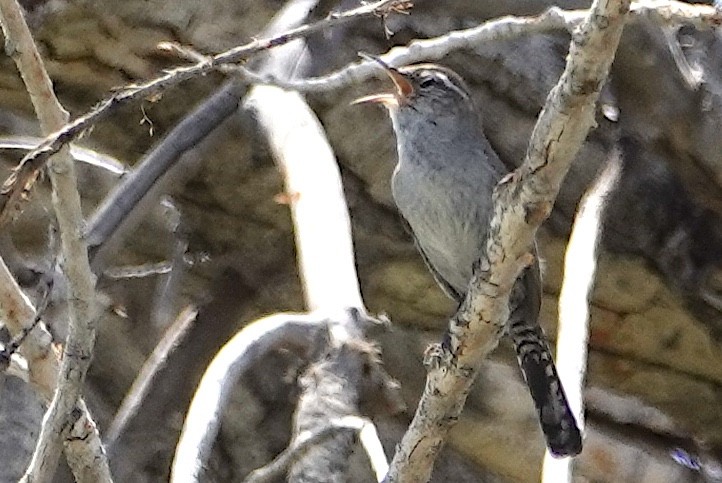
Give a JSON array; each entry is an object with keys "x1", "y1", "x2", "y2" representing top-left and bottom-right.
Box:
[
  {"x1": 0, "y1": 1, "x2": 109, "y2": 482},
  {"x1": 249, "y1": 94, "x2": 363, "y2": 314},
  {"x1": 226, "y1": 0, "x2": 720, "y2": 93},
  {"x1": 84, "y1": 80, "x2": 244, "y2": 268},
  {"x1": 106, "y1": 306, "x2": 198, "y2": 445},
  {"x1": 170, "y1": 313, "x2": 327, "y2": 482},
  {"x1": 384, "y1": 1, "x2": 632, "y2": 482},
  {"x1": 0, "y1": 255, "x2": 109, "y2": 483},
  {"x1": 541, "y1": 148, "x2": 622, "y2": 483},
  {"x1": 358, "y1": 419, "x2": 389, "y2": 482},
  {"x1": 0, "y1": 0, "x2": 408, "y2": 227},
  {"x1": 0, "y1": 135, "x2": 128, "y2": 175}
]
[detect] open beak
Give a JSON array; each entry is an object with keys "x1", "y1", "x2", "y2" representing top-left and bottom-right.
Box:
[{"x1": 351, "y1": 53, "x2": 414, "y2": 108}]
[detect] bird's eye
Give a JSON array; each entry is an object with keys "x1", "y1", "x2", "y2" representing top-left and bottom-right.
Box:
[{"x1": 418, "y1": 78, "x2": 436, "y2": 89}]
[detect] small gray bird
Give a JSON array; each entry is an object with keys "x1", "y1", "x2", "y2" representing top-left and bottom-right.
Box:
[{"x1": 356, "y1": 61, "x2": 582, "y2": 457}]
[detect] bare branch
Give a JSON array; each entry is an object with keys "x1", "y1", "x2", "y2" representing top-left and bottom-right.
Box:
[
  {"x1": 247, "y1": 86, "x2": 364, "y2": 315},
  {"x1": 0, "y1": 136, "x2": 128, "y2": 175},
  {"x1": 0, "y1": 1, "x2": 107, "y2": 482},
  {"x1": 241, "y1": 5, "x2": 399, "y2": 480},
  {"x1": 170, "y1": 313, "x2": 327, "y2": 483},
  {"x1": 0, "y1": 0, "x2": 409, "y2": 226},
  {"x1": 226, "y1": 0, "x2": 719, "y2": 93},
  {"x1": 0, "y1": 254, "x2": 110, "y2": 483},
  {"x1": 106, "y1": 306, "x2": 198, "y2": 445},
  {"x1": 385, "y1": 1, "x2": 632, "y2": 481},
  {"x1": 358, "y1": 420, "x2": 389, "y2": 482},
  {"x1": 542, "y1": 147, "x2": 622, "y2": 482}
]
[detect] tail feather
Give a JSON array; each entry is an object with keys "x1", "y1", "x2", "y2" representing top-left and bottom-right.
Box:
[{"x1": 509, "y1": 319, "x2": 582, "y2": 457}]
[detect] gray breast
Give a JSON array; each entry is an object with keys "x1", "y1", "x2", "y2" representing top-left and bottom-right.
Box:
[{"x1": 391, "y1": 153, "x2": 497, "y2": 296}]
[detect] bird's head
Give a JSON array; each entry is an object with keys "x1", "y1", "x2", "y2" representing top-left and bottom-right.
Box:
[{"x1": 353, "y1": 58, "x2": 474, "y2": 118}]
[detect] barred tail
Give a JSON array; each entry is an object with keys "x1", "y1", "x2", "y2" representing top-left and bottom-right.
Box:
[{"x1": 508, "y1": 318, "x2": 583, "y2": 457}]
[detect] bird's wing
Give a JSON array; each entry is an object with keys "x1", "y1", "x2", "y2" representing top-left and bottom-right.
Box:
[{"x1": 399, "y1": 214, "x2": 464, "y2": 303}]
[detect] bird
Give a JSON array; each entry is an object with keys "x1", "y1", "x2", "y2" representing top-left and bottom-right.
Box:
[{"x1": 355, "y1": 58, "x2": 583, "y2": 457}]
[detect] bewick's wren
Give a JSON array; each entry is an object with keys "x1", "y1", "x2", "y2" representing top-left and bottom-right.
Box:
[{"x1": 356, "y1": 61, "x2": 582, "y2": 457}]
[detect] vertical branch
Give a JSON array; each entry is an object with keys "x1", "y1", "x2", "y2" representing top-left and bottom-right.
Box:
[
  {"x1": 541, "y1": 147, "x2": 622, "y2": 483},
  {"x1": 250, "y1": 84, "x2": 364, "y2": 315},
  {"x1": 246, "y1": 53, "x2": 369, "y2": 483},
  {"x1": 244, "y1": 3, "x2": 397, "y2": 480},
  {"x1": 0, "y1": 1, "x2": 103, "y2": 482}
]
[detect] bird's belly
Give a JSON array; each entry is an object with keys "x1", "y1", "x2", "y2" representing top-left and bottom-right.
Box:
[
  {"x1": 413, "y1": 211, "x2": 482, "y2": 295},
  {"x1": 394, "y1": 180, "x2": 487, "y2": 295}
]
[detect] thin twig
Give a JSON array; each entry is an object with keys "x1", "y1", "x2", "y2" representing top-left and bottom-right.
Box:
[
  {"x1": 84, "y1": 80, "x2": 244, "y2": 267},
  {"x1": 0, "y1": 0, "x2": 408, "y2": 226},
  {"x1": 0, "y1": 136, "x2": 128, "y2": 175},
  {"x1": 358, "y1": 421, "x2": 389, "y2": 482},
  {"x1": 541, "y1": 147, "x2": 622, "y2": 483},
  {"x1": 385, "y1": 1, "x2": 632, "y2": 481},
  {"x1": 0, "y1": 1, "x2": 108, "y2": 482},
  {"x1": 196, "y1": 0, "x2": 719, "y2": 93},
  {"x1": 106, "y1": 306, "x2": 198, "y2": 445}
]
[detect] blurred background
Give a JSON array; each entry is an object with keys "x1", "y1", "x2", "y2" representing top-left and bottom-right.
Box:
[{"x1": 1, "y1": 0, "x2": 722, "y2": 481}]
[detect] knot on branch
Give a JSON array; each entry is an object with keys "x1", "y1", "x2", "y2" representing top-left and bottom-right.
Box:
[
  {"x1": 524, "y1": 200, "x2": 553, "y2": 225},
  {"x1": 423, "y1": 343, "x2": 450, "y2": 371}
]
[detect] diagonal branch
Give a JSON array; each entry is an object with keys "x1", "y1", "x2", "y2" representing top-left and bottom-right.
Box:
[
  {"x1": 385, "y1": 1, "x2": 632, "y2": 481},
  {"x1": 222, "y1": 0, "x2": 719, "y2": 93},
  {"x1": 0, "y1": 0, "x2": 409, "y2": 227}
]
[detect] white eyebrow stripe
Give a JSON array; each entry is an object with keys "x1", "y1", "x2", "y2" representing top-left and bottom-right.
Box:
[{"x1": 422, "y1": 70, "x2": 471, "y2": 100}]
